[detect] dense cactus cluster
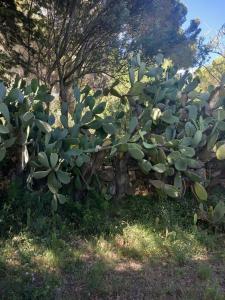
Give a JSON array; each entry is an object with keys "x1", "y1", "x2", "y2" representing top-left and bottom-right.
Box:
[
  {"x1": 109, "y1": 54, "x2": 225, "y2": 202},
  {"x1": 0, "y1": 55, "x2": 225, "y2": 223}
]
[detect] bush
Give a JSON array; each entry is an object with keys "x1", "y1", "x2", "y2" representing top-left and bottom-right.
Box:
[{"x1": 1, "y1": 54, "x2": 225, "y2": 232}]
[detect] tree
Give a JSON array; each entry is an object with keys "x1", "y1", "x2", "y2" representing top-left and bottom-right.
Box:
[
  {"x1": 1, "y1": 0, "x2": 131, "y2": 103},
  {"x1": 0, "y1": 0, "x2": 31, "y2": 81},
  {"x1": 197, "y1": 56, "x2": 225, "y2": 91},
  {"x1": 0, "y1": 0, "x2": 201, "y2": 106},
  {"x1": 127, "y1": 0, "x2": 201, "y2": 68},
  {"x1": 197, "y1": 24, "x2": 225, "y2": 67}
]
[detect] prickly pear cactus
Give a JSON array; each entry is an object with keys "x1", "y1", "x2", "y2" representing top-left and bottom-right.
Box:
[
  {"x1": 1, "y1": 53, "x2": 225, "y2": 210},
  {"x1": 108, "y1": 53, "x2": 225, "y2": 200},
  {"x1": 0, "y1": 78, "x2": 53, "y2": 174}
]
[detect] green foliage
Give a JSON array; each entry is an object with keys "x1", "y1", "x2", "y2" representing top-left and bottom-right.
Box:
[
  {"x1": 0, "y1": 179, "x2": 53, "y2": 236},
  {"x1": 1, "y1": 54, "x2": 225, "y2": 228},
  {"x1": 193, "y1": 182, "x2": 208, "y2": 202},
  {"x1": 216, "y1": 144, "x2": 225, "y2": 160},
  {"x1": 0, "y1": 77, "x2": 119, "y2": 218},
  {"x1": 0, "y1": 0, "x2": 201, "y2": 108},
  {"x1": 197, "y1": 201, "x2": 225, "y2": 229},
  {"x1": 0, "y1": 193, "x2": 224, "y2": 300},
  {"x1": 197, "y1": 56, "x2": 225, "y2": 91},
  {"x1": 108, "y1": 53, "x2": 225, "y2": 202},
  {"x1": 197, "y1": 264, "x2": 212, "y2": 280}
]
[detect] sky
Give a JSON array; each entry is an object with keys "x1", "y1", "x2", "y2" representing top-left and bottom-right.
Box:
[{"x1": 183, "y1": 0, "x2": 225, "y2": 39}]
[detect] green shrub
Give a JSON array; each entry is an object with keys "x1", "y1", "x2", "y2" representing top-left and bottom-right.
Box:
[
  {"x1": 197, "y1": 264, "x2": 212, "y2": 280},
  {"x1": 1, "y1": 53, "x2": 225, "y2": 232},
  {"x1": 0, "y1": 179, "x2": 53, "y2": 236}
]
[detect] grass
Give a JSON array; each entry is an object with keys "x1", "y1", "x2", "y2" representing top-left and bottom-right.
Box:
[
  {"x1": 0, "y1": 196, "x2": 225, "y2": 299},
  {"x1": 197, "y1": 263, "x2": 212, "y2": 280}
]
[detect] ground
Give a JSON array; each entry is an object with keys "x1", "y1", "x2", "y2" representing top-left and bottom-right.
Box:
[{"x1": 0, "y1": 197, "x2": 225, "y2": 299}]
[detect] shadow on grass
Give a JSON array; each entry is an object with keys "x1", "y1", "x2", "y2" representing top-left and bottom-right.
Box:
[
  {"x1": 0, "y1": 251, "x2": 59, "y2": 299},
  {"x1": 0, "y1": 226, "x2": 224, "y2": 299},
  {"x1": 0, "y1": 194, "x2": 225, "y2": 299}
]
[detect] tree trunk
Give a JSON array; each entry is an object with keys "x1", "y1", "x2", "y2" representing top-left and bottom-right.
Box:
[
  {"x1": 59, "y1": 80, "x2": 75, "y2": 115},
  {"x1": 113, "y1": 154, "x2": 130, "y2": 199}
]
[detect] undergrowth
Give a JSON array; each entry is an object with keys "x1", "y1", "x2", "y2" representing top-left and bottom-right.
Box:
[
  {"x1": 0, "y1": 178, "x2": 200, "y2": 238},
  {"x1": 0, "y1": 181, "x2": 225, "y2": 299}
]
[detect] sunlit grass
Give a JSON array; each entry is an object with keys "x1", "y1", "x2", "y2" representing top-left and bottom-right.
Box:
[{"x1": 0, "y1": 195, "x2": 225, "y2": 299}]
